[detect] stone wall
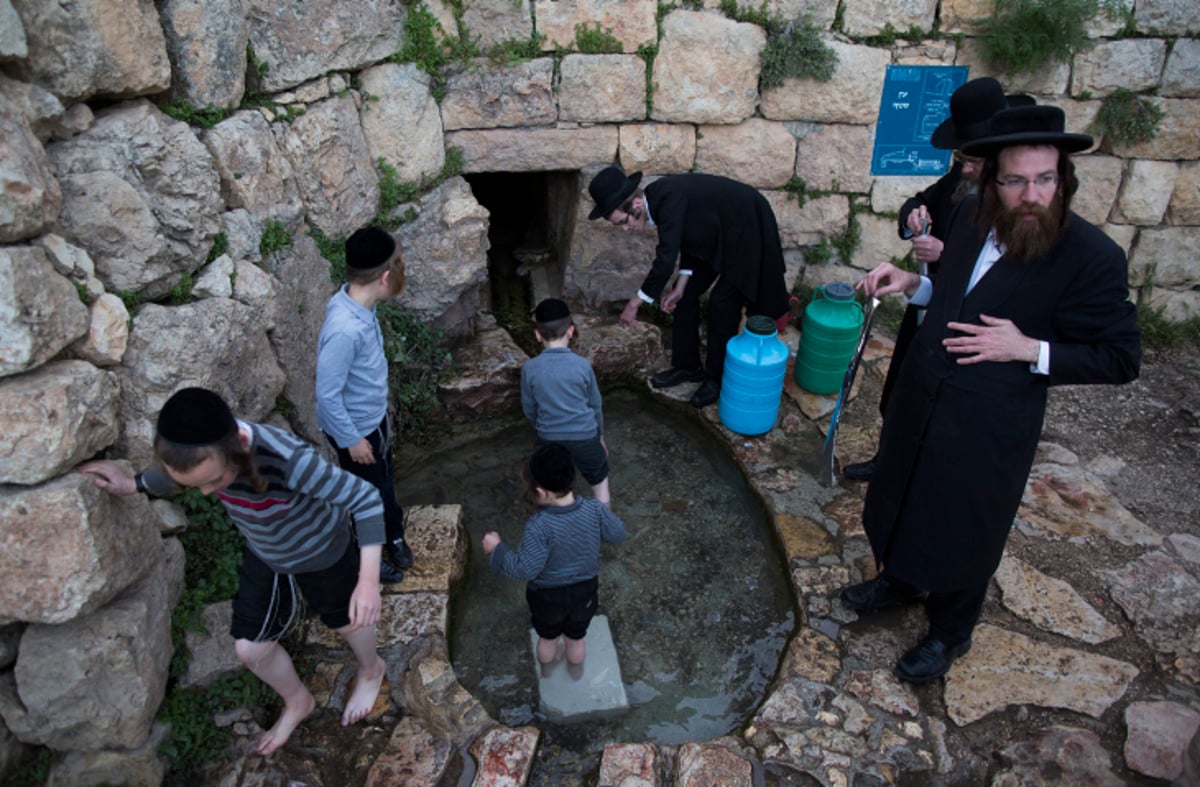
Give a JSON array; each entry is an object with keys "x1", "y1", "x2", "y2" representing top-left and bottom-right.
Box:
[{"x1": 1, "y1": 0, "x2": 1198, "y2": 781}]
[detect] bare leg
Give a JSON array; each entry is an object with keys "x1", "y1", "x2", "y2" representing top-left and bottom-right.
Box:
[
  {"x1": 336, "y1": 624, "x2": 386, "y2": 726},
  {"x1": 235, "y1": 639, "x2": 316, "y2": 756},
  {"x1": 536, "y1": 636, "x2": 562, "y2": 664},
  {"x1": 565, "y1": 636, "x2": 586, "y2": 665},
  {"x1": 591, "y1": 478, "x2": 611, "y2": 508}
]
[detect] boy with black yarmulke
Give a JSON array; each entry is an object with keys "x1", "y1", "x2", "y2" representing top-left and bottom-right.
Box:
[
  {"x1": 520, "y1": 298, "x2": 612, "y2": 506},
  {"x1": 482, "y1": 443, "x2": 626, "y2": 675},
  {"x1": 80, "y1": 387, "x2": 389, "y2": 756},
  {"x1": 316, "y1": 226, "x2": 413, "y2": 584}
]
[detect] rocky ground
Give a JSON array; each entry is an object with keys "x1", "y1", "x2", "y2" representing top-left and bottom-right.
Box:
[{"x1": 162, "y1": 326, "x2": 1199, "y2": 787}]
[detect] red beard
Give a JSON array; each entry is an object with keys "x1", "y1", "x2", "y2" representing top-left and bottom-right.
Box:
[{"x1": 992, "y1": 198, "x2": 1064, "y2": 260}]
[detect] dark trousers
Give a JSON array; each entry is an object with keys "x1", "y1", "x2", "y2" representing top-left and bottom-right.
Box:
[
  {"x1": 671, "y1": 264, "x2": 749, "y2": 383},
  {"x1": 886, "y1": 572, "x2": 987, "y2": 646},
  {"x1": 878, "y1": 304, "x2": 921, "y2": 418},
  {"x1": 325, "y1": 415, "x2": 405, "y2": 546}
]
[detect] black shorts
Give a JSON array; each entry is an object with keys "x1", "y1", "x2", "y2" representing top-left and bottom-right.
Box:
[
  {"x1": 230, "y1": 540, "x2": 361, "y2": 642},
  {"x1": 541, "y1": 435, "x2": 609, "y2": 486},
  {"x1": 526, "y1": 577, "x2": 599, "y2": 641}
]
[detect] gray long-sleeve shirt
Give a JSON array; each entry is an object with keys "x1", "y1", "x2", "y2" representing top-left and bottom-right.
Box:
[
  {"x1": 489, "y1": 497, "x2": 626, "y2": 589},
  {"x1": 520, "y1": 347, "x2": 604, "y2": 441}
]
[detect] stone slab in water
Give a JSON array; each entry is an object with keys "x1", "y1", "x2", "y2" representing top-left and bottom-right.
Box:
[{"x1": 529, "y1": 615, "x2": 628, "y2": 721}]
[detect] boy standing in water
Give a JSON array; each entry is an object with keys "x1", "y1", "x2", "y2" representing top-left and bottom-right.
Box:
[
  {"x1": 482, "y1": 443, "x2": 626, "y2": 674},
  {"x1": 520, "y1": 298, "x2": 612, "y2": 506},
  {"x1": 316, "y1": 226, "x2": 413, "y2": 582},
  {"x1": 80, "y1": 387, "x2": 388, "y2": 756}
]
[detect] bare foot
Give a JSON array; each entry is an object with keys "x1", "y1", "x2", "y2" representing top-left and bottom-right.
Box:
[
  {"x1": 257, "y1": 691, "x2": 316, "y2": 756},
  {"x1": 342, "y1": 655, "x2": 387, "y2": 726}
]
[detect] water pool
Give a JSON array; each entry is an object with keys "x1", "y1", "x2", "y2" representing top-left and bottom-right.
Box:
[{"x1": 396, "y1": 387, "x2": 795, "y2": 782}]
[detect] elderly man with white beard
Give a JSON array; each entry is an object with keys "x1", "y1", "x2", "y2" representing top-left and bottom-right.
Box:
[{"x1": 840, "y1": 105, "x2": 1142, "y2": 683}]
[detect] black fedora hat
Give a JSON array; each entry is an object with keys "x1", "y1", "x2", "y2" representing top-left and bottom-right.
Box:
[
  {"x1": 930, "y1": 77, "x2": 1037, "y2": 150},
  {"x1": 588, "y1": 166, "x2": 642, "y2": 220},
  {"x1": 961, "y1": 105, "x2": 1093, "y2": 158}
]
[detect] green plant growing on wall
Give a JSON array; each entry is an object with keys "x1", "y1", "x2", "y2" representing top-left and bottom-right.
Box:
[
  {"x1": 373, "y1": 146, "x2": 466, "y2": 229},
  {"x1": 74, "y1": 281, "x2": 93, "y2": 305},
  {"x1": 759, "y1": 16, "x2": 837, "y2": 89},
  {"x1": 159, "y1": 99, "x2": 230, "y2": 129},
  {"x1": 636, "y1": 42, "x2": 658, "y2": 116},
  {"x1": 168, "y1": 272, "x2": 195, "y2": 305},
  {"x1": 718, "y1": 0, "x2": 782, "y2": 32},
  {"x1": 206, "y1": 232, "x2": 229, "y2": 263},
  {"x1": 376, "y1": 302, "x2": 455, "y2": 445},
  {"x1": 830, "y1": 202, "x2": 862, "y2": 265},
  {"x1": 783, "y1": 176, "x2": 809, "y2": 206},
  {"x1": 311, "y1": 226, "x2": 348, "y2": 284},
  {"x1": 394, "y1": 1, "x2": 479, "y2": 100},
  {"x1": 488, "y1": 32, "x2": 546, "y2": 65},
  {"x1": 259, "y1": 219, "x2": 293, "y2": 256},
  {"x1": 977, "y1": 0, "x2": 1121, "y2": 74},
  {"x1": 118, "y1": 288, "x2": 141, "y2": 317},
  {"x1": 574, "y1": 22, "x2": 623, "y2": 54},
  {"x1": 1090, "y1": 88, "x2": 1164, "y2": 147}
]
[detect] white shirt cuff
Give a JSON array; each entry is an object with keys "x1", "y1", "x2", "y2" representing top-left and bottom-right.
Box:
[
  {"x1": 1031, "y1": 341, "x2": 1050, "y2": 375},
  {"x1": 678, "y1": 269, "x2": 693, "y2": 277},
  {"x1": 904, "y1": 276, "x2": 934, "y2": 308},
  {"x1": 637, "y1": 289, "x2": 654, "y2": 304}
]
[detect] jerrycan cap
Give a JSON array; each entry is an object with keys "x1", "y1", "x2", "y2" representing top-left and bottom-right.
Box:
[
  {"x1": 745, "y1": 315, "x2": 777, "y2": 335},
  {"x1": 824, "y1": 282, "x2": 855, "y2": 301}
]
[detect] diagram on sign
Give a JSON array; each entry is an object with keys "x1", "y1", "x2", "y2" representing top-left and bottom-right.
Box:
[{"x1": 871, "y1": 65, "x2": 968, "y2": 177}]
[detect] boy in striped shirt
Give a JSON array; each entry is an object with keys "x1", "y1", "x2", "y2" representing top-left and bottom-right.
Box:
[{"x1": 80, "y1": 388, "x2": 388, "y2": 756}]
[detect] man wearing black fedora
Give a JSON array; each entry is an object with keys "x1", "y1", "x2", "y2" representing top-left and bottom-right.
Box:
[
  {"x1": 844, "y1": 77, "x2": 1034, "y2": 482},
  {"x1": 841, "y1": 104, "x2": 1141, "y2": 682},
  {"x1": 586, "y1": 167, "x2": 790, "y2": 408}
]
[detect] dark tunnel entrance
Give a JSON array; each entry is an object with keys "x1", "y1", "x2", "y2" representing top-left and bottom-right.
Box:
[{"x1": 463, "y1": 171, "x2": 580, "y2": 355}]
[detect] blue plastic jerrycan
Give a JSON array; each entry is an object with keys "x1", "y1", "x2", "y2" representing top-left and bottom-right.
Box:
[{"x1": 718, "y1": 315, "x2": 789, "y2": 436}]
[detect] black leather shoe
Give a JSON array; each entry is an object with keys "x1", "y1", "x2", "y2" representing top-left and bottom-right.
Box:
[
  {"x1": 895, "y1": 636, "x2": 972, "y2": 683},
  {"x1": 651, "y1": 366, "x2": 706, "y2": 388},
  {"x1": 387, "y1": 539, "x2": 414, "y2": 570},
  {"x1": 839, "y1": 575, "x2": 926, "y2": 613},
  {"x1": 690, "y1": 379, "x2": 719, "y2": 408},
  {"x1": 379, "y1": 559, "x2": 406, "y2": 584},
  {"x1": 842, "y1": 456, "x2": 878, "y2": 481}
]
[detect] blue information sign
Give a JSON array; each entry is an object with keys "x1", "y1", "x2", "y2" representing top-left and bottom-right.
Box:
[{"x1": 871, "y1": 65, "x2": 969, "y2": 176}]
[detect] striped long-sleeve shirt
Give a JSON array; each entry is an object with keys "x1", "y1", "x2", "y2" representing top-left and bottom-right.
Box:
[
  {"x1": 489, "y1": 497, "x2": 626, "y2": 589},
  {"x1": 144, "y1": 421, "x2": 385, "y2": 573}
]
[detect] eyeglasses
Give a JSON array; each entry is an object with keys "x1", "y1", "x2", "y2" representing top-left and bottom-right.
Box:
[
  {"x1": 611, "y1": 211, "x2": 635, "y2": 228},
  {"x1": 953, "y1": 151, "x2": 985, "y2": 168},
  {"x1": 995, "y1": 173, "x2": 1060, "y2": 191}
]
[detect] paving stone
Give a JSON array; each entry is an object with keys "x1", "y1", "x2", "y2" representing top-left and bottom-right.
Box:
[
  {"x1": 1168, "y1": 532, "x2": 1200, "y2": 566},
  {"x1": 529, "y1": 615, "x2": 627, "y2": 721},
  {"x1": 598, "y1": 742, "x2": 660, "y2": 786},
  {"x1": 1124, "y1": 700, "x2": 1200, "y2": 780},
  {"x1": 676, "y1": 739, "x2": 753, "y2": 786},
  {"x1": 469, "y1": 725, "x2": 539, "y2": 787},
  {"x1": 775, "y1": 514, "x2": 835, "y2": 561},
  {"x1": 992, "y1": 726, "x2": 1122, "y2": 786},
  {"x1": 364, "y1": 715, "x2": 454, "y2": 787},
  {"x1": 993, "y1": 555, "x2": 1122, "y2": 644},
  {"x1": 776, "y1": 627, "x2": 842, "y2": 685},
  {"x1": 844, "y1": 669, "x2": 919, "y2": 718},
  {"x1": 1016, "y1": 462, "x2": 1163, "y2": 547}
]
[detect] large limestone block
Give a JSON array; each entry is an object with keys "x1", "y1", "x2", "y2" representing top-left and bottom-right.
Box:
[
  {"x1": 446, "y1": 126, "x2": 618, "y2": 173},
  {"x1": 440, "y1": 58, "x2": 556, "y2": 131},
  {"x1": 262, "y1": 235, "x2": 336, "y2": 445},
  {"x1": 870, "y1": 174, "x2": 937, "y2": 215},
  {"x1": 117, "y1": 299, "x2": 286, "y2": 465},
  {"x1": 0, "y1": 467, "x2": 161, "y2": 623},
  {"x1": 1168, "y1": 161, "x2": 1200, "y2": 225},
  {"x1": 1113, "y1": 159, "x2": 1178, "y2": 225},
  {"x1": 1129, "y1": 227, "x2": 1200, "y2": 289},
  {"x1": 619, "y1": 123, "x2": 696, "y2": 174},
  {"x1": 1038, "y1": 95, "x2": 1102, "y2": 153},
  {"x1": 71, "y1": 293, "x2": 130, "y2": 367},
  {"x1": 158, "y1": 0, "x2": 247, "y2": 109},
  {"x1": 794, "y1": 123, "x2": 874, "y2": 194},
  {"x1": 459, "y1": 0, "x2": 532, "y2": 51},
  {"x1": 1145, "y1": 288, "x2": 1200, "y2": 321},
  {"x1": 764, "y1": 192, "x2": 850, "y2": 248},
  {"x1": 1085, "y1": 0, "x2": 1134, "y2": 37},
  {"x1": 0, "y1": 101, "x2": 61, "y2": 242},
  {"x1": 534, "y1": 0, "x2": 657, "y2": 52},
  {"x1": 1072, "y1": 39, "x2": 1168, "y2": 98},
  {"x1": 46, "y1": 723, "x2": 168, "y2": 787},
  {"x1": 1071, "y1": 154, "x2": 1124, "y2": 227},
  {"x1": 0, "y1": 0, "x2": 26, "y2": 59},
  {"x1": 0, "y1": 361, "x2": 118, "y2": 485},
  {"x1": 955, "y1": 38, "x2": 1070, "y2": 96},
  {"x1": 46, "y1": 100, "x2": 223, "y2": 300},
  {"x1": 203, "y1": 110, "x2": 305, "y2": 230},
  {"x1": 651, "y1": 10, "x2": 765, "y2": 125},
  {"x1": 695, "y1": 119, "x2": 796, "y2": 189},
  {"x1": 244, "y1": 0, "x2": 404, "y2": 92},
  {"x1": 1017, "y1": 462, "x2": 1162, "y2": 547},
  {"x1": 563, "y1": 173, "x2": 658, "y2": 310},
  {"x1": 0, "y1": 73, "x2": 67, "y2": 144},
  {"x1": 358, "y1": 63, "x2": 445, "y2": 183},
  {"x1": 698, "y1": 0, "x2": 837, "y2": 28},
  {"x1": 841, "y1": 0, "x2": 937, "y2": 38},
  {"x1": 851, "y1": 211, "x2": 909, "y2": 270},
  {"x1": 280, "y1": 94, "x2": 379, "y2": 238},
  {"x1": 939, "y1": 0, "x2": 993, "y2": 34},
  {"x1": 761, "y1": 40, "x2": 891, "y2": 125},
  {"x1": 437, "y1": 322, "x2": 528, "y2": 421},
  {"x1": 1108, "y1": 98, "x2": 1200, "y2": 161},
  {"x1": 0, "y1": 539, "x2": 184, "y2": 751},
  {"x1": 559, "y1": 54, "x2": 646, "y2": 123},
  {"x1": 993, "y1": 555, "x2": 1121, "y2": 644},
  {"x1": 7, "y1": 0, "x2": 169, "y2": 102},
  {"x1": 1162, "y1": 38, "x2": 1200, "y2": 98},
  {"x1": 1135, "y1": 0, "x2": 1200, "y2": 33},
  {"x1": 394, "y1": 177, "x2": 491, "y2": 338},
  {"x1": 894, "y1": 39, "x2": 958, "y2": 66},
  {"x1": 0, "y1": 246, "x2": 88, "y2": 378}
]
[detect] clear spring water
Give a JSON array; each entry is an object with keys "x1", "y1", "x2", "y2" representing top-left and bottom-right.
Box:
[{"x1": 395, "y1": 387, "x2": 795, "y2": 782}]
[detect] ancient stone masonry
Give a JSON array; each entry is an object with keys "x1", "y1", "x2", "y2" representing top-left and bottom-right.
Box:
[{"x1": 0, "y1": 0, "x2": 1199, "y2": 783}]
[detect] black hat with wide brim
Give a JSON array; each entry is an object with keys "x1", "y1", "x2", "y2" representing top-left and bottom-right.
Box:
[
  {"x1": 961, "y1": 105, "x2": 1094, "y2": 158},
  {"x1": 587, "y1": 166, "x2": 643, "y2": 220},
  {"x1": 930, "y1": 77, "x2": 1038, "y2": 150}
]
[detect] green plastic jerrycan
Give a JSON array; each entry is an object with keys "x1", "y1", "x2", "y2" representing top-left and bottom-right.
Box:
[{"x1": 793, "y1": 282, "x2": 864, "y2": 395}]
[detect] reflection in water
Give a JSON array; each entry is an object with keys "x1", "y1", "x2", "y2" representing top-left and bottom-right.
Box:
[{"x1": 396, "y1": 387, "x2": 795, "y2": 782}]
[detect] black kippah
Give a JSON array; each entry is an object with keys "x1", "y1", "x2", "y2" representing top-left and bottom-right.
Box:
[
  {"x1": 157, "y1": 387, "x2": 238, "y2": 446},
  {"x1": 528, "y1": 443, "x2": 576, "y2": 494},
  {"x1": 345, "y1": 227, "x2": 396, "y2": 271},
  {"x1": 533, "y1": 298, "x2": 571, "y2": 323}
]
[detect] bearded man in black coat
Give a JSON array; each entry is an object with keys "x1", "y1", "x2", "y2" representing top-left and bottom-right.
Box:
[
  {"x1": 841, "y1": 105, "x2": 1141, "y2": 683},
  {"x1": 587, "y1": 167, "x2": 791, "y2": 408}
]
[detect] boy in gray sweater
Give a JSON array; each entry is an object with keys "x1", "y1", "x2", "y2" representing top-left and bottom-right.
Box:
[{"x1": 520, "y1": 298, "x2": 611, "y2": 506}]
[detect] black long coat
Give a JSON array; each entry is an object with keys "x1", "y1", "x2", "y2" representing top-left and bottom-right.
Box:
[{"x1": 864, "y1": 201, "x2": 1141, "y2": 592}]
